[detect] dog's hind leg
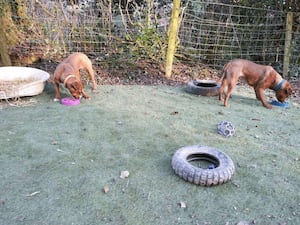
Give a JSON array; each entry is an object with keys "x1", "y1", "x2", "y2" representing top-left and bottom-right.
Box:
[
  {"x1": 223, "y1": 83, "x2": 235, "y2": 107},
  {"x1": 218, "y1": 70, "x2": 228, "y2": 102},
  {"x1": 218, "y1": 63, "x2": 232, "y2": 102},
  {"x1": 218, "y1": 80, "x2": 226, "y2": 102}
]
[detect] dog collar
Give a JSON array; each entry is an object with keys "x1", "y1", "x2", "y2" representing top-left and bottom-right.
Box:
[
  {"x1": 63, "y1": 74, "x2": 77, "y2": 87},
  {"x1": 274, "y1": 79, "x2": 286, "y2": 92}
]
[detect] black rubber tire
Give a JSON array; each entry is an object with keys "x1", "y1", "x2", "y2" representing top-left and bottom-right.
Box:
[
  {"x1": 171, "y1": 145, "x2": 235, "y2": 186},
  {"x1": 186, "y1": 80, "x2": 220, "y2": 96}
]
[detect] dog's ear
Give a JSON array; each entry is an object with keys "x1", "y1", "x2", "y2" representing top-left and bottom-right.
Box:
[
  {"x1": 71, "y1": 81, "x2": 81, "y2": 91},
  {"x1": 285, "y1": 86, "x2": 292, "y2": 96}
]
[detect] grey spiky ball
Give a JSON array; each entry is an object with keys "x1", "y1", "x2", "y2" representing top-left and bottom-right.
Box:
[{"x1": 217, "y1": 121, "x2": 235, "y2": 137}]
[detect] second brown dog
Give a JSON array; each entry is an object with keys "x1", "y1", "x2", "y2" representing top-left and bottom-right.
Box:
[
  {"x1": 53, "y1": 52, "x2": 97, "y2": 101},
  {"x1": 218, "y1": 59, "x2": 292, "y2": 109}
]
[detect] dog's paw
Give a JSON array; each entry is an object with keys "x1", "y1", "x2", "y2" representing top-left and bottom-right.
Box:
[
  {"x1": 265, "y1": 105, "x2": 272, "y2": 109},
  {"x1": 53, "y1": 98, "x2": 60, "y2": 102},
  {"x1": 82, "y1": 94, "x2": 91, "y2": 99}
]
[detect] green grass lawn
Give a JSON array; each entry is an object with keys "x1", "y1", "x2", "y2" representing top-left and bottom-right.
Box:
[{"x1": 0, "y1": 84, "x2": 299, "y2": 225}]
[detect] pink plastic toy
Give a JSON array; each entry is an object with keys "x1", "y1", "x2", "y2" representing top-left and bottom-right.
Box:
[{"x1": 61, "y1": 97, "x2": 80, "y2": 106}]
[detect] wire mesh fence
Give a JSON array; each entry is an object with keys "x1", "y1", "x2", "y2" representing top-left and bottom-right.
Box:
[
  {"x1": 9, "y1": 0, "x2": 300, "y2": 79},
  {"x1": 28, "y1": 0, "x2": 117, "y2": 56},
  {"x1": 178, "y1": 1, "x2": 300, "y2": 79},
  {"x1": 25, "y1": 0, "x2": 171, "y2": 69}
]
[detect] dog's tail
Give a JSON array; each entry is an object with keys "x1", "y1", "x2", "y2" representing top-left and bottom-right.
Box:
[{"x1": 218, "y1": 62, "x2": 231, "y2": 83}]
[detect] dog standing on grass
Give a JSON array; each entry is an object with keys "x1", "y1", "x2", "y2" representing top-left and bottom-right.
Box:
[
  {"x1": 53, "y1": 52, "x2": 97, "y2": 101},
  {"x1": 218, "y1": 59, "x2": 292, "y2": 109}
]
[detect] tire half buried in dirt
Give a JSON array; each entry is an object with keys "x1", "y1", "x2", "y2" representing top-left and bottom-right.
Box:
[
  {"x1": 186, "y1": 80, "x2": 220, "y2": 96},
  {"x1": 171, "y1": 145, "x2": 235, "y2": 186}
]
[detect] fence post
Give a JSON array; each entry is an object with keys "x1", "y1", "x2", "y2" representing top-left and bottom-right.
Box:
[
  {"x1": 165, "y1": 0, "x2": 181, "y2": 78},
  {"x1": 283, "y1": 12, "x2": 293, "y2": 78}
]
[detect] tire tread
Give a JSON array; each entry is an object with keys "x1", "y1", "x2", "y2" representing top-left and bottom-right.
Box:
[{"x1": 171, "y1": 145, "x2": 235, "y2": 186}]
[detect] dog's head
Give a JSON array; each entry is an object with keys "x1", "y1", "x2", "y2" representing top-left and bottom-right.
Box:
[
  {"x1": 275, "y1": 81, "x2": 292, "y2": 103},
  {"x1": 67, "y1": 81, "x2": 83, "y2": 99}
]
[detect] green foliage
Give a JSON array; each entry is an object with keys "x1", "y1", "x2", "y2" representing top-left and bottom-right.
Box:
[{"x1": 130, "y1": 27, "x2": 168, "y2": 61}]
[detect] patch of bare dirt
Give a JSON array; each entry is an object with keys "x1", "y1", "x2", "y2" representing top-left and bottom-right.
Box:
[
  {"x1": 27, "y1": 57, "x2": 300, "y2": 104},
  {"x1": 31, "y1": 58, "x2": 220, "y2": 86},
  {"x1": 290, "y1": 80, "x2": 300, "y2": 103}
]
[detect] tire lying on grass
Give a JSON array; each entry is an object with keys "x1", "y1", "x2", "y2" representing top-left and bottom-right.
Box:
[
  {"x1": 171, "y1": 145, "x2": 235, "y2": 186},
  {"x1": 186, "y1": 80, "x2": 220, "y2": 96}
]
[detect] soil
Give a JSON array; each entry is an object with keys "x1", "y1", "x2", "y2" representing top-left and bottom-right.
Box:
[
  {"x1": 31, "y1": 57, "x2": 300, "y2": 103},
  {"x1": 31, "y1": 58, "x2": 220, "y2": 85},
  {"x1": 7, "y1": 37, "x2": 219, "y2": 86}
]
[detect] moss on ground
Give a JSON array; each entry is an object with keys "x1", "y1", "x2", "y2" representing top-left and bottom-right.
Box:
[{"x1": 0, "y1": 84, "x2": 299, "y2": 225}]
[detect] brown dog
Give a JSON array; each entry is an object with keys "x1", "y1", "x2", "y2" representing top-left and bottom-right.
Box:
[
  {"x1": 53, "y1": 52, "x2": 97, "y2": 101},
  {"x1": 218, "y1": 59, "x2": 292, "y2": 109}
]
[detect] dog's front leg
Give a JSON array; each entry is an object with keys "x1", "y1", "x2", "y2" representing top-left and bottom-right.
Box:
[
  {"x1": 84, "y1": 63, "x2": 97, "y2": 92},
  {"x1": 82, "y1": 90, "x2": 91, "y2": 99},
  {"x1": 89, "y1": 71, "x2": 97, "y2": 92},
  {"x1": 255, "y1": 88, "x2": 272, "y2": 109},
  {"x1": 54, "y1": 81, "x2": 61, "y2": 101}
]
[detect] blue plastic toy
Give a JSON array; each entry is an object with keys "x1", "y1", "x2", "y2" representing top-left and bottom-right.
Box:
[{"x1": 270, "y1": 100, "x2": 289, "y2": 108}]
